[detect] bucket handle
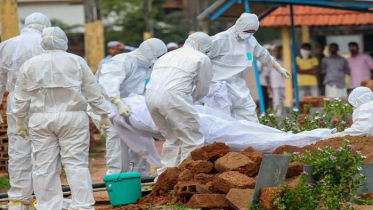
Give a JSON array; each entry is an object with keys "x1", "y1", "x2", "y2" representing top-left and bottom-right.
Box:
[{"x1": 115, "y1": 162, "x2": 135, "y2": 181}]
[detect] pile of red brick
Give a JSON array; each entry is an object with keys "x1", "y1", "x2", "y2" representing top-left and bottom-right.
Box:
[
  {"x1": 0, "y1": 92, "x2": 8, "y2": 174},
  {"x1": 137, "y1": 142, "x2": 303, "y2": 210}
]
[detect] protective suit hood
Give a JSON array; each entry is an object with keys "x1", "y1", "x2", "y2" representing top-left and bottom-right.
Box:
[
  {"x1": 229, "y1": 13, "x2": 259, "y2": 40},
  {"x1": 41, "y1": 27, "x2": 68, "y2": 51},
  {"x1": 184, "y1": 32, "x2": 212, "y2": 53},
  {"x1": 24, "y1": 13, "x2": 51, "y2": 33},
  {"x1": 348, "y1": 87, "x2": 373, "y2": 108},
  {"x1": 137, "y1": 38, "x2": 167, "y2": 68}
]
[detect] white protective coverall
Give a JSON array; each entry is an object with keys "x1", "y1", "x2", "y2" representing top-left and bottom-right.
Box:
[
  {"x1": 98, "y1": 38, "x2": 167, "y2": 176},
  {"x1": 0, "y1": 13, "x2": 51, "y2": 209},
  {"x1": 112, "y1": 94, "x2": 336, "y2": 154},
  {"x1": 342, "y1": 87, "x2": 373, "y2": 137},
  {"x1": 206, "y1": 13, "x2": 291, "y2": 122},
  {"x1": 13, "y1": 27, "x2": 111, "y2": 210},
  {"x1": 145, "y1": 32, "x2": 213, "y2": 175}
]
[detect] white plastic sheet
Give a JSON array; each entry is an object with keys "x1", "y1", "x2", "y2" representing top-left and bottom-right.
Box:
[{"x1": 110, "y1": 94, "x2": 336, "y2": 160}]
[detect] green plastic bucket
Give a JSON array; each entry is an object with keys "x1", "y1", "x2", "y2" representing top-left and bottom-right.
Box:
[{"x1": 103, "y1": 172, "x2": 142, "y2": 207}]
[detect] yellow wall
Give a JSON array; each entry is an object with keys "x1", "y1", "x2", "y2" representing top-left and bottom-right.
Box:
[
  {"x1": 0, "y1": 0, "x2": 19, "y2": 41},
  {"x1": 143, "y1": 32, "x2": 152, "y2": 41},
  {"x1": 84, "y1": 20, "x2": 105, "y2": 73},
  {"x1": 282, "y1": 26, "x2": 293, "y2": 107},
  {"x1": 301, "y1": 25, "x2": 310, "y2": 44}
]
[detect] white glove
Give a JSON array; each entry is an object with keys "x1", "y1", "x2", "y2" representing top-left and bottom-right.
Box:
[
  {"x1": 99, "y1": 114, "x2": 112, "y2": 130},
  {"x1": 207, "y1": 86, "x2": 214, "y2": 97},
  {"x1": 16, "y1": 117, "x2": 28, "y2": 138},
  {"x1": 273, "y1": 61, "x2": 292, "y2": 79},
  {"x1": 0, "y1": 115, "x2": 3, "y2": 124},
  {"x1": 113, "y1": 97, "x2": 131, "y2": 117}
]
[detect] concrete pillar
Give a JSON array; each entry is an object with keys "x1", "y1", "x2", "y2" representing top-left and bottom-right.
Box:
[
  {"x1": 84, "y1": 0, "x2": 105, "y2": 73},
  {"x1": 143, "y1": 32, "x2": 152, "y2": 41},
  {"x1": 84, "y1": 20, "x2": 104, "y2": 73},
  {"x1": 282, "y1": 26, "x2": 293, "y2": 107},
  {"x1": 143, "y1": 0, "x2": 152, "y2": 40},
  {"x1": 0, "y1": 0, "x2": 19, "y2": 41},
  {"x1": 301, "y1": 25, "x2": 310, "y2": 43}
]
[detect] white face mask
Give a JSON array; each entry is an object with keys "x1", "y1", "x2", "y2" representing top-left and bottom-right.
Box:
[
  {"x1": 300, "y1": 49, "x2": 311, "y2": 58},
  {"x1": 239, "y1": 32, "x2": 253, "y2": 40}
]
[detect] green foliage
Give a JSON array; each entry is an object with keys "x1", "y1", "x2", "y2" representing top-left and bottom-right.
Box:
[
  {"x1": 0, "y1": 177, "x2": 10, "y2": 189},
  {"x1": 272, "y1": 140, "x2": 368, "y2": 210},
  {"x1": 103, "y1": 0, "x2": 146, "y2": 46},
  {"x1": 102, "y1": 0, "x2": 226, "y2": 47},
  {"x1": 259, "y1": 98, "x2": 353, "y2": 133},
  {"x1": 162, "y1": 203, "x2": 200, "y2": 210},
  {"x1": 50, "y1": 19, "x2": 82, "y2": 33},
  {"x1": 102, "y1": 0, "x2": 187, "y2": 46}
]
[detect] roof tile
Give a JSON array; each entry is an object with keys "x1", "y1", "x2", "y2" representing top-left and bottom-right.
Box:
[{"x1": 260, "y1": 5, "x2": 373, "y2": 26}]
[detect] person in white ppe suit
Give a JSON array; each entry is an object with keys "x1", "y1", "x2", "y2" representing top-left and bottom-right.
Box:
[
  {"x1": 98, "y1": 38, "x2": 167, "y2": 176},
  {"x1": 342, "y1": 87, "x2": 373, "y2": 136},
  {"x1": 145, "y1": 32, "x2": 213, "y2": 176},
  {"x1": 13, "y1": 27, "x2": 111, "y2": 210},
  {"x1": 206, "y1": 13, "x2": 291, "y2": 122},
  {"x1": 0, "y1": 12, "x2": 51, "y2": 210}
]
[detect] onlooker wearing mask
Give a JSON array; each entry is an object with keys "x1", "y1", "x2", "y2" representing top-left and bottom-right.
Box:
[
  {"x1": 98, "y1": 41, "x2": 124, "y2": 70},
  {"x1": 315, "y1": 43, "x2": 326, "y2": 95},
  {"x1": 167, "y1": 42, "x2": 178, "y2": 51},
  {"x1": 322, "y1": 43, "x2": 350, "y2": 98},
  {"x1": 297, "y1": 43, "x2": 319, "y2": 98},
  {"x1": 257, "y1": 44, "x2": 272, "y2": 110},
  {"x1": 268, "y1": 45, "x2": 285, "y2": 116},
  {"x1": 347, "y1": 42, "x2": 373, "y2": 92}
]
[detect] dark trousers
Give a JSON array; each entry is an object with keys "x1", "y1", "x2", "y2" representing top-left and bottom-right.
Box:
[{"x1": 261, "y1": 85, "x2": 270, "y2": 111}]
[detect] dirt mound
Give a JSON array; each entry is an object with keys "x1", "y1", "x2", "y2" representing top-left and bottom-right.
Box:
[
  {"x1": 102, "y1": 137, "x2": 373, "y2": 209},
  {"x1": 307, "y1": 135, "x2": 373, "y2": 157}
]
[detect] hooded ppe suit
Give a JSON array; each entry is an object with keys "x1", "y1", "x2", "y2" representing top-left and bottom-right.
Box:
[
  {"x1": 145, "y1": 32, "x2": 213, "y2": 176},
  {"x1": 98, "y1": 38, "x2": 167, "y2": 176},
  {"x1": 13, "y1": 27, "x2": 111, "y2": 210},
  {"x1": 342, "y1": 87, "x2": 373, "y2": 137},
  {"x1": 206, "y1": 13, "x2": 291, "y2": 122},
  {"x1": 0, "y1": 12, "x2": 51, "y2": 209}
]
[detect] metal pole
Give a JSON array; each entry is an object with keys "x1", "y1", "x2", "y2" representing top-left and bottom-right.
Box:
[
  {"x1": 290, "y1": 4, "x2": 300, "y2": 109},
  {"x1": 244, "y1": 0, "x2": 266, "y2": 114}
]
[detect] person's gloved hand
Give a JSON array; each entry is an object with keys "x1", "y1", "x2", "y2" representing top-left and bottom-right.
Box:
[
  {"x1": 0, "y1": 115, "x2": 3, "y2": 124},
  {"x1": 113, "y1": 97, "x2": 131, "y2": 117},
  {"x1": 273, "y1": 61, "x2": 292, "y2": 79},
  {"x1": 99, "y1": 114, "x2": 112, "y2": 130},
  {"x1": 16, "y1": 117, "x2": 28, "y2": 138},
  {"x1": 208, "y1": 86, "x2": 214, "y2": 97}
]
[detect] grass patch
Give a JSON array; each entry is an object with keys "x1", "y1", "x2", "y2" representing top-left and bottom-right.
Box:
[
  {"x1": 0, "y1": 177, "x2": 10, "y2": 189},
  {"x1": 162, "y1": 204, "x2": 200, "y2": 210}
]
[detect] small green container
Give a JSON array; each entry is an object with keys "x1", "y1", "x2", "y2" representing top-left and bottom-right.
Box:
[{"x1": 103, "y1": 172, "x2": 142, "y2": 207}]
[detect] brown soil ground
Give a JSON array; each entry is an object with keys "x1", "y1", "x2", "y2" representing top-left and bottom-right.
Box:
[
  {"x1": 310, "y1": 135, "x2": 373, "y2": 157},
  {"x1": 0, "y1": 140, "x2": 165, "y2": 208},
  {"x1": 1, "y1": 136, "x2": 373, "y2": 209}
]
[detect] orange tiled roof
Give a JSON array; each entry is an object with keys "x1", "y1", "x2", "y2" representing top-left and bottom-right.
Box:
[
  {"x1": 260, "y1": 5, "x2": 373, "y2": 27},
  {"x1": 162, "y1": 0, "x2": 183, "y2": 9}
]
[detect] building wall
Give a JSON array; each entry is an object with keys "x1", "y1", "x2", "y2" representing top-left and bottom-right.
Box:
[{"x1": 18, "y1": 3, "x2": 85, "y2": 33}]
